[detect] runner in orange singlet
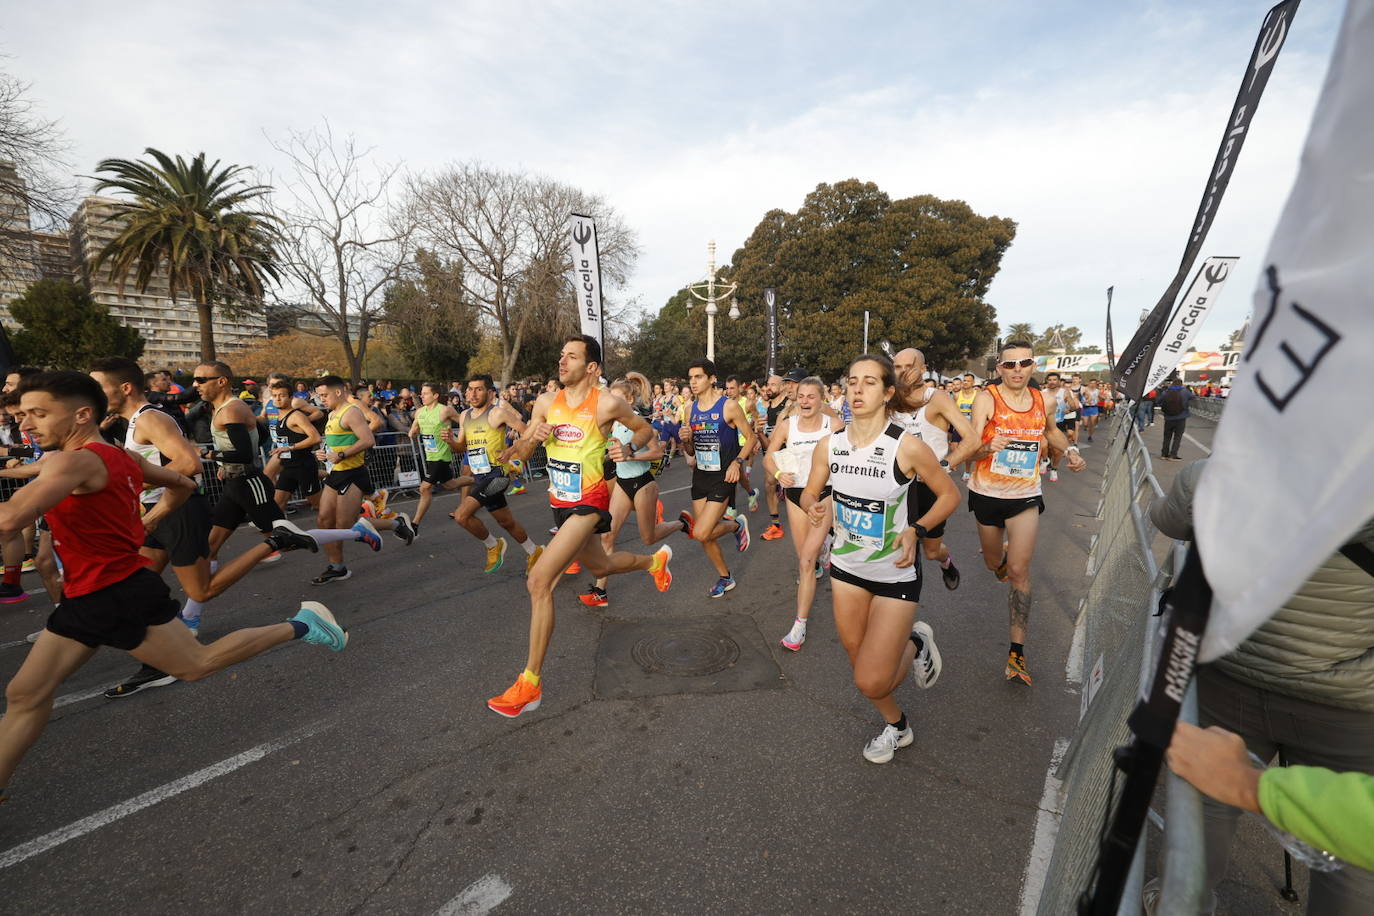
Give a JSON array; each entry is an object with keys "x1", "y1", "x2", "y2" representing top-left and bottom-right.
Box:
[
  {"x1": 947, "y1": 340, "x2": 1084, "y2": 685},
  {"x1": 484, "y1": 335, "x2": 674, "y2": 718}
]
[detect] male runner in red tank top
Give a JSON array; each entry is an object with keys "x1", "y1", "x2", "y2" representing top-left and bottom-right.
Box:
[{"x1": 0, "y1": 372, "x2": 349, "y2": 805}]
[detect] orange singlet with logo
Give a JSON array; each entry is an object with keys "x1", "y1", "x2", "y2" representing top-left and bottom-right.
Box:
[
  {"x1": 544, "y1": 387, "x2": 610, "y2": 510},
  {"x1": 969, "y1": 385, "x2": 1048, "y2": 499}
]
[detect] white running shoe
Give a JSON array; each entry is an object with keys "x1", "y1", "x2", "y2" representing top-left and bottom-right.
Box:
[
  {"x1": 911, "y1": 620, "x2": 943, "y2": 688},
  {"x1": 1048, "y1": 469, "x2": 1059, "y2": 483},
  {"x1": 780, "y1": 617, "x2": 807, "y2": 651},
  {"x1": 863, "y1": 722, "x2": 914, "y2": 764}
]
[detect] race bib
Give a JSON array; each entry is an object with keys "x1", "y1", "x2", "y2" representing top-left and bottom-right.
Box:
[
  {"x1": 467, "y1": 447, "x2": 492, "y2": 475},
  {"x1": 990, "y1": 439, "x2": 1040, "y2": 478},
  {"x1": 421, "y1": 433, "x2": 440, "y2": 457},
  {"x1": 547, "y1": 457, "x2": 583, "y2": 502},
  {"x1": 270, "y1": 430, "x2": 289, "y2": 451},
  {"x1": 834, "y1": 490, "x2": 886, "y2": 551},
  {"x1": 697, "y1": 444, "x2": 721, "y2": 472}
]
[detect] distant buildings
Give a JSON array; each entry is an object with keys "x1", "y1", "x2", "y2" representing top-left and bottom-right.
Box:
[{"x1": 0, "y1": 162, "x2": 268, "y2": 370}]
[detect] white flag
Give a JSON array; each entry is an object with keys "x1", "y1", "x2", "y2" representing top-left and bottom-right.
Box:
[
  {"x1": 1194, "y1": 0, "x2": 1374, "y2": 662},
  {"x1": 1143, "y1": 256, "x2": 1239, "y2": 391},
  {"x1": 568, "y1": 213, "x2": 603, "y2": 355}
]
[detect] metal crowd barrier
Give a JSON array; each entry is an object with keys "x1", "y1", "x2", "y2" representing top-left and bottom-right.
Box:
[
  {"x1": 1034, "y1": 409, "x2": 1206, "y2": 916},
  {"x1": 1188, "y1": 396, "x2": 1227, "y2": 423}
]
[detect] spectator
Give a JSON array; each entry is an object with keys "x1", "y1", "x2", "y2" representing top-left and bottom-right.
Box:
[{"x1": 1158, "y1": 374, "x2": 1193, "y2": 461}]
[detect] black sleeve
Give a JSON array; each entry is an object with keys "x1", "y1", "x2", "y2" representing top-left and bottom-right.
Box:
[{"x1": 218, "y1": 423, "x2": 256, "y2": 463}]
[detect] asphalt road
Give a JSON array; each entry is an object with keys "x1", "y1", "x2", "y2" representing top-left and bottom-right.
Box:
[{"x1": 0, "y1": 412, "x2": 1305, "y2": 915}]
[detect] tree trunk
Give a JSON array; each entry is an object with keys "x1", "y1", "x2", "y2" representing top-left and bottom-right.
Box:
[{"x1": 196, "y1": 295, "x2": 217, "y2": 361}]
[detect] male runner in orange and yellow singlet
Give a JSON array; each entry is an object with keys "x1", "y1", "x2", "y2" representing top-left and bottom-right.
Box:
[
  {"x1": 947, "y1": 340, "x2": 1084, "y2": 686},
  {"x1": 486, "y1": 336, "x2": 674, "y2": 718}
]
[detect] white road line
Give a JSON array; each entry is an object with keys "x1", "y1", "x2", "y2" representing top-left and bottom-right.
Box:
[
  {"x1": 435, "y1": 873, "x2": 513, "y2": 916},
  {"x1": 658, "y1": 484, "x2": 690, "y2": 496},
  {"x1": 0, "y1": 726, "x2": 320, "y2": 870},
  {"x1": 52, "y1": 686, "x2": 112, "y2": 710},
  {"x1": 1182, "y1": 432, "x2": 1212, "y2": 455},
  {"x1": 1018, "y1": 737, "x2": 1070, "y2": 916},
  {"x1": 0, "y1": 638, "x2": 33, "y2": 651},
  {"x1": 1065, "y1": 603, "x2": 1086, "y2": 686}
]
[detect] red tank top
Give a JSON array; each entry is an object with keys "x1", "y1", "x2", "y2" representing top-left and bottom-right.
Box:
[{"x1": 46, "y1": 442, "x2": 148, "y2": 597}]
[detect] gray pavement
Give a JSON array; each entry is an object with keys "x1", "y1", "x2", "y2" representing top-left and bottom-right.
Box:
[{"x1": 0, "y1": 416, "x2": 1307, "y2": 914}]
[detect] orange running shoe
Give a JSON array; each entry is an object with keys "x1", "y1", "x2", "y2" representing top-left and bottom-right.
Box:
[
  {"x1": 656, "y1": 500, "x2": 664, "y2": 525},
  {"x1": 761, "y1": 522, "x2": 784, "y2": 540},
  {"x1": 565, "y1": 561, "x2": 581, "y2": 575},
  {"x1": 1005, "y1": 651, "x2": 1032, "y2": 686},
  {"x1": 649, "y1": 545, "x2": 673, "y2": 592},
  {"x1": 579, "y1": 586, "x2": 608, "y2": 607},
  {"x1": 487, "y1": 672, "x2": 542, "y2": 717}
]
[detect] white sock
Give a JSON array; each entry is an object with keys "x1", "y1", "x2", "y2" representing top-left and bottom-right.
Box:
[
  {"x1": 518, "y1": 538, "x2": 536, "y2": 556},
  {"x1": 181, "y1": 598, "x2": 205, "y2": 620},
  {"x1": 308, "y1": 529, "x2": 359, "y2": 546},
  {"x1": 483, "y1": 535, "x2": 499, "y2": 548},
  {"x1": 209, "y1": 560, "x2": 220, "y2": 574}
]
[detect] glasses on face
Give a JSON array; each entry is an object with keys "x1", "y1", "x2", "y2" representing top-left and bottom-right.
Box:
[
  {"x1": 998, "y1": 358, "x2": 1036, "y2": 370},
  {"x1": 193, "y1": 376, "x2": 224, "y2": 384}
]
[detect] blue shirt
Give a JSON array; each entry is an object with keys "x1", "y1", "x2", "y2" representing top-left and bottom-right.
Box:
[{"x1": 1161, "y1": 385, "x2": 1194, "y2": 419}]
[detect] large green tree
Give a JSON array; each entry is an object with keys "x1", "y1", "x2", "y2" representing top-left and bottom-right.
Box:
[
  {"x1": 720, "y1": 180, "x2": 1015, "y2": 381},
  {"x1": 383, "y1": 249, "x2": 481, "y2": 381},
  {"x1": 91, "y1": 148, "x2": 282, "y2": 360},
  {"x1": 9, "y1": 279, "x2": 144, "y2": 368}
]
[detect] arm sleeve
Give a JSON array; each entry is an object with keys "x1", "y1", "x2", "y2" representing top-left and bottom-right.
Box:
[
  {"x1": 217, "y1": 423, "x2": 256, "y2": 463},
  {"x1": 1259, "y1": 766, "x2": 1374, "y2": 872}
]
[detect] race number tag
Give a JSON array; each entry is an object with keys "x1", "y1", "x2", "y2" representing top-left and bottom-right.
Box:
[
  {"x1": 547, "y1": 457, "x2": 582, "y2": 502},
  {"x1": 467, "y1": 447, "x2": 492, "y2": 475},
  {"x1": 696, "y1": 444, "x2": 722, "y2": 472},
  {"x1": 420, "y1": 433, "x2": 439, "y2": 456},
  {"x1": 833, "y1": 490, "x2": 886, "y2": 550},
  {"x1": 271, "y1": 430, "x2": 289, "y2": 451},
  {"x1": 991, "y1": 439, "x2": 1040, "y2": 478}
]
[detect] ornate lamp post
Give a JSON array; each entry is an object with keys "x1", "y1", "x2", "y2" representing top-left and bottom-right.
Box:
[{"x1": 685, "y1": 240, "x2": 739, "y2": 362}]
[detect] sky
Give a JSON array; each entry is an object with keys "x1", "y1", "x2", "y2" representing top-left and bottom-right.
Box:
[{"x1": 2, "y1": 0, "x2": 1347, "y2": 352}]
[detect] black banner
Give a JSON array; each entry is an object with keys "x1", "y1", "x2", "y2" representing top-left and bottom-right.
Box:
[
  {"x1": 764, "y1": 287, "x2": 778, "y2": 376},
  {"x1": 1105, "y1": 286, "x2": 1115, "y2": 370},
  {"x1": 1114, "y1": 0, "x2": 1300, "y2": 401}
]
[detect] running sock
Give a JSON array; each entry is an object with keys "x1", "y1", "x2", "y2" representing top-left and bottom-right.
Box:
[
  {"x1": 770, "y1": 514, "x2": 779, "y2": 523},
  {"x1": 1010, "y1": 641, "x2": 1025, "y2": 656},
  {"x1": 181, "y1": 598, "x2": 204, "y2": 620},
  {"x1": 2, "y1": 565, "x2": 19, "y2": 586},
  {"x1": 330, "y1": 562, "x2": 346, "y2": 572},
  {"x1": 518, "y1": 538, "x2": 536, "y2": 556},
  {"x1": 522, "y1": 668, "x2": 541, "y2": 686},
  {"x1": 288, "y1": 619, "x2": 309, "y2": 639},
  {"x1": 308, "y1": 529, "x2": 359, "y2": 546},
  {"x1": 483, "y1": 535, "x2": 499, "y2": 549},
  {"x1": 209, "y1": 560, "x2": 220, "y2": 574},
  {"x1": 940, "y1": 552, "x2": 954, "y2": 569},
  {"x1": 890, "y1": 713, "x2": 908, "y2": 731}
]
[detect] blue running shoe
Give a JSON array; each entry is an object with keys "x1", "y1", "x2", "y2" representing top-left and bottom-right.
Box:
[
  {"x1": 708, "y1": 576, "x2": 736, "y2": 598},
  {"x1": 352, "y1": 517, "x2": 383, "y2": 552},
  {"x1": 734, "y1": 514, "x2": 750, "y2": 553},
  {"x1": 291, "y1": 601, "x2": 348, "y2": 651}
]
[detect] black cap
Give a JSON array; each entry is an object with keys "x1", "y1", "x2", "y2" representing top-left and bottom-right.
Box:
[{"x1": 784, "y1": 367, "x2": 807, "y2": 382}]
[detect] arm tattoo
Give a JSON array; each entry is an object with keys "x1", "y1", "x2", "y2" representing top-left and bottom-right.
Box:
[{"x1": 1009, "y1": 587, "x2": 1032, "y2": 631}]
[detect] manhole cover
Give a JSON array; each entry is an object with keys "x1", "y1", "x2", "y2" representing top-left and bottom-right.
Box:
[{"x1": 630, "y1": 628, "x2": 741, "y2": 677}]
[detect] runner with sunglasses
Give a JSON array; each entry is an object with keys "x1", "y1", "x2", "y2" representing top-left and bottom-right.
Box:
[{"x1": 947, "y1": 341, "x2": 1084, "y2": 685}]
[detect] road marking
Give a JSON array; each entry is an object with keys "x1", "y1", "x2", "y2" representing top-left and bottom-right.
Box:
[
  {"x1": 1065, "y1": 602, "x2": 1086, "y2": 686},
  {"x1": 658, "y1": 484, "x2": 690, "y2": 496},
  {"x1": 0, "y1": 726, "x2": 321, "y2": 870},
  {"x1": 1018, "y1": 737, "x2": 1070, "y2": 916},
  {"x1": 0, "y1": 638, "x2": 33, "y2": 651},
  {"x1": 435, "y1": 873, "x2": 513, "y2": 916},
  {"x1": 1183, "y1": 432, "x2": 1212, "y2": 455}
]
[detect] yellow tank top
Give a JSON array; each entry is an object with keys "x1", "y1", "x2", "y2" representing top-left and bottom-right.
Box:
[
  {"x1": 324, "y1": 403, "x2": 365, "y2": 471},
  {"x1": 956, "y1": 389, "x2": 978, "y2": 419},
  {"x1": 545, "y1": 388, "x2": 609, "y2": 509},
  {"x1": 462, "y1": 405, "x2": 505, "y2": 476}
]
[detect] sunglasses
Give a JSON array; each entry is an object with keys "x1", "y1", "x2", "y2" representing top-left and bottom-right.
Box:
[
  {"x1": 193, "y1": 375, "x2": 225, "y2": 384},
  {"x1": 998, "y1": 358, "x2": 1036, "y2": 370}
]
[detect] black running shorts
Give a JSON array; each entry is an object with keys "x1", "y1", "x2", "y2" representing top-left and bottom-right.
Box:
[
  {"x1": 324, "y1": 466, "x2": 374, "y2": 497},
  {"x1": 913, "y1": 480, "x2": 947, "y2": 539},
  {"x1": 470, "y1": 472, "x2": 509, "y2": 512},
  {"x1": 46, "y1": 568, "x2": 180, "y2": 651},
  {"x1": 967, "y1": 490, "x2": 1045, "y2": 529},
  {"x1": 784, "y1": 486, "x2": 831, "y2": 509},
  {"x1": 422, "y1": 459, "x2": 455, "y2": 485},
  {"x1": 552, "y1": 504, "x2": 612, "y2": 535},
  {"x1": 274, "y1": 463, "x2": 323, "y2": 496},
  {"x1": 212, "y1": 473, "x2": 285, "y2": 533},
  {"x1": 1056, "y1": 417, "x2": 1077, "y2": 432},
  {"x1": 142, "y1": 492, "x2": 211, "y2": 567},
  {"x1": 614, "y1": 471, "x2": 656, "y2": 504},
  {"x1": 690, "y1": 470, "x2": 736, "y2": 506},
  {"x1": 829, "y1": 564, "x2": 921, "y2": 603}
]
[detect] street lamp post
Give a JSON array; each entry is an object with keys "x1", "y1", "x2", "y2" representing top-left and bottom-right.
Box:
[{"x1": 685, "y1": 240, "x2": 740, "y2": 362}]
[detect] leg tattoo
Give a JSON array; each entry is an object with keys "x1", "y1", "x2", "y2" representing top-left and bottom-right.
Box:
[{"x1": 1009, "y1": 587, "x2": 1032, "y2": 634}]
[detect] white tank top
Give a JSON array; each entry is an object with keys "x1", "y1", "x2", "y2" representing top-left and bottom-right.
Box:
[
  {"x1": 125, "y1": 405, "x2": 168, "y2": 504},
  {"x1": 892, "y1": 390, "x2": 948, "y2": 463},
  {"x1": 783, "y1": 413, "x2": 832, "y2": 489},
  {"x1": 827, "y1": 422, "x2": 916, "y2": 584}
]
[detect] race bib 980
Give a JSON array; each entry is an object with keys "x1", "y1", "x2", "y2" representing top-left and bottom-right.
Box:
[{"x1": 547, "y1": 457, "x2": 583, "y2": 502}]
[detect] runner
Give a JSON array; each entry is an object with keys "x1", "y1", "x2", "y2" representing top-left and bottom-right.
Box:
[
  {"x1": 800, "y1": 354, "x2": 958, "y2": 763},
  {"x1": 1080, "y1": 379, "x2": 1101, "y2": 442},
  {"x1": 265, "y1": 377, "x2": 324, "y2": 511},
  {"x1": 724, "y1": 376, "x2": 760, "y2": 513},
  {"x1": 946, "y1": 341, "x2": 1085, "y2": 685},
  {"x1": 448, "y1": 374, "x2": 539, "y2": 574},
  {"x1": 0, "y1": 366, "x2": 41, "y2": 604},
  {"x1": 310, "y1": 375, "x2": 415, "y2": 585},
  {"x1": 1041, "y1": 371, "x2": 1080, "y2": 483},
  {"x1": 955, "y1": 374, "x2": 979, "y2": 481},
  {"x1": 756, "y1": 374, "x2": 791, "y2": 540},
  {"x1": 486, "y1": 336, "x2": 674, "y2": 717},
  {"x1": 407, "y1": 382, "x2": 479, "y2": 533},
  {"x1": 578, "y1": 372, "x2": 683, "y2": 607},
  {"x1": 890, "y1": 348, "x2": 976, "y2": 591},
  {"x1": 763, "y1": 376, "x2": 836, "y2": 650},
  {"x1": 679, "y1": 359, "x2": 754, "y2": 597}
]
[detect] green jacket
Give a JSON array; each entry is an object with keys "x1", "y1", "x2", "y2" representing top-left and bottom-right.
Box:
[{"x1": 1261, "y1": 765, "x2": 1374, "y2": 872}]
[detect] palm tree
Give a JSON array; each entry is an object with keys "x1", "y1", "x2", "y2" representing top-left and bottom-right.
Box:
[
  {"x1": 1005, "y1": 322, "x2": 1036, "y2": 343},
  {"x1": 91, "y1": 149, "x2": 282, "y2": 360}
]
